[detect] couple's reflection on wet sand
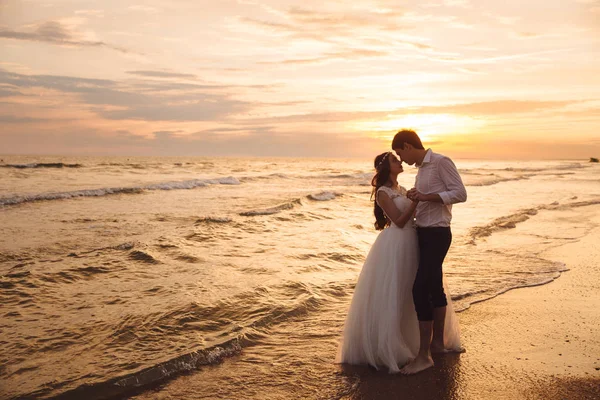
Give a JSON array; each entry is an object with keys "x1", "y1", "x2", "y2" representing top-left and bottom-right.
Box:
[{"x1": 340, "y1": 353, "x2": 462, "y2": 400}]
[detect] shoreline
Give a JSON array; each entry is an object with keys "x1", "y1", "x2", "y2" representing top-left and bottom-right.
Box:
[
  {"x1": 124, "y1": 205, "x2": 600, "y2": 400},
  {"x1": 128, "y1": 204, "x2": 600, "y2": 400},
  {"x1": 5, "y1": 202, "x2": 599, "y2": 400},
  {"x1": 342, "y1": 204, "x2": 600, "y2": 399}
]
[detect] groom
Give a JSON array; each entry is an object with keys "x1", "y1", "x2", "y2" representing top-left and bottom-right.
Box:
[{"x1": 392, "y1": 129, "x2": 467, "y2": 375}]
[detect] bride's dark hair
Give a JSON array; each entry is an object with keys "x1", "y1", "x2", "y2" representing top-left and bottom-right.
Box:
[{"x1": 371, "y1": 152, "x2": 391, "y2": 230}]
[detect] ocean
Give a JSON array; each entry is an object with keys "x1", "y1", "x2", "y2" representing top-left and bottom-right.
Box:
[{"x1": 1, "y1": 155, "x2": 599, "y2": 399}]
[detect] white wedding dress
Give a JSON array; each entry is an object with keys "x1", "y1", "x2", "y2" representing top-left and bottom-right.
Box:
[{"x1": 336, "y1": 186, "x2": 462, "y2": 373}]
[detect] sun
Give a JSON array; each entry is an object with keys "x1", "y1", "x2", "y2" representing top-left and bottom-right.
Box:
[{"x1": 351, "y1": 113, "x2": 483, "y2": 144}]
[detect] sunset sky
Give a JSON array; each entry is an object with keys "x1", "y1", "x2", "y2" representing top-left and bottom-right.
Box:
[{"x1": 1, "y1": 0, "x2": 599, "y2": 158}]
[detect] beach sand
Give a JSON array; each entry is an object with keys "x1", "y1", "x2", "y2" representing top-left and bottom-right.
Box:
[
  {"x1": 342, "y1": 205, "x2": 600, "y2": 400},
  {"x1": 133, "y1": 205, "x2": 600, "y2": 400}
]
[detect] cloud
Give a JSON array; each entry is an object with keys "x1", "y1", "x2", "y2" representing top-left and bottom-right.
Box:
[
  {"x1": 516, "y1": 31, "x2": 543, "y2": 38},
  {"x1": 494, "y1": 15, "x2": 521, "y2": 25},
  {"x1": 0, "y1": 69, "x2": 118, "y2": 92},
  {"x1": 0, "y1": 69, "x2": 254, "y2": 122},
  {"x1": 513, "y1": 31, "x2": 566, "y2": 40},
  {"x1": 126, "y1": 70, "x2": 198, "y2": 79},
  {"x1": 0, "y1": 87, "x2": 24, "y2": 97},
  {"x1": 430, "y1": 48, "x2": 574, "y2": 65},
  {"x1": 0, "y1": 21, "x2": 133, "y2": 54},
  {"x1": 239, "y1": 5, "x2": 409, "y2": 43},
  {"x1": 99, "y1": 99, "x2": 251, "y2": 122},
  {"x1": 236, "y1": 100, "x2": 578, "y2": 127},
  {"x1": 259, "y1": 48, "x2": 390, "y2": 65},
  {"x1": 0, "y1": 115, "x2": 55, "y2": 123},
  {"x1": 128, "y1": 5, "x2": 160, "y2": 14},
  {"x1": 227, "y1": 110, "x2": 388, "y2": 126},
  {"x1": 443, "y1": 0, "x2": 470, "y2": 7},
  {"x1": 287, "y1": 6, "x2": 405, "y2": 29},
  {"x1": 399, "y1": 11, "x2": 474, "y2": 29},
  {"x1": 74, "y1": 10, "x2": 105, "y2": 17},
  {"x1": 1, "y1": 67, "x2": 584, "y2": 131},
  {"x1": 236, "y1": 4, "x2": 448, "y2": 66},
  {"x1": 455, "y1": 67, "x2": 486, "y2": 75},
  {"x1": 407, "y1": 100, "x2": 576, "y2": 115},
  {"x1": 0, "y1": 123, "x2": 385, "y2": 157}
]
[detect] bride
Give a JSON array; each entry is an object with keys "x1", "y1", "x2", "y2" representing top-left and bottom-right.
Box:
[{"x1": 336, "y1": 151, "x2": 461, "y2": 373}]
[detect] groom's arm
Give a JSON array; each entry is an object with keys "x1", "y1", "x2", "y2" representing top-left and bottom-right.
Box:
[
  {"x1": 409, "y1": 157, "x2": 466, "y2": 204},
  {"x1": 437, "y1": 157, "x2": 467, "y2": 205}
]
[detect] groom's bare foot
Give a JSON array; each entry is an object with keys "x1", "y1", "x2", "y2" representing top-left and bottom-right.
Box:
[
  {"x1": 430, "y1": 341, "x2": 447, "y2": 354},
  {"x1": 400, "y1": 355, "x2": 434, "y2": 375},
  {"x1": 431, "y1": 341, "x2": 466, "y2": 354}
]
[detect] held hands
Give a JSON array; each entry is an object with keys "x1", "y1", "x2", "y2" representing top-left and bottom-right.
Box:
[
  {"x1": 407, "y1": 188, "x2": 421, "y2": 202},
  {"x1": 407, "y1": 189, "x2": 442, "y2": 203},
  {"x1": 406, "y1": 188, "x2": 421, "y2": 201}
]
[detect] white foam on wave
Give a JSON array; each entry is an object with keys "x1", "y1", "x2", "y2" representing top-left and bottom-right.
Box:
[
  {"x1": 0, "y1": 176, "x2": 241, "y2": 206},
  {"x1": 196, "y1": 216, "x2": 233, "y2": 224},
  {"x1": 466, "y1": 174, "x2": 532, "y2": 187},
  {"x1": 465, "y1": 162, "x2": 586, "y2": 175},
  {"x1": 0, "y1": 187, "x2": 144, "y2": 206},
  {"x1": 145, "y1": 177, "x2": 239, "y2": 190},
  {"x1": 467, "y1": 197, "x2": 600, "y2": 244},
  {"x1": 1, "y1": 162, "x2": 83, "y2": 169},
  {"x1": 240, "y1": 199, "x2": 302, "y2": 216},
  {"x1": 308, "y1": 192, "x2": 338, "y2": 201},
  {"x1": 326, "y1": 172, "x2": 372, "y2": 180}
]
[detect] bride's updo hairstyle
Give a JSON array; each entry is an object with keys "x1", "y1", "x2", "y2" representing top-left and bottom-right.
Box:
[{"x1": 371, "y1": 152, "x2": 391, "y2": 230}]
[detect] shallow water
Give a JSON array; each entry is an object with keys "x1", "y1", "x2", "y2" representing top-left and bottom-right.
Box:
[{"x1": 1, "y1": 155, "x2": 599, "y2": 399}]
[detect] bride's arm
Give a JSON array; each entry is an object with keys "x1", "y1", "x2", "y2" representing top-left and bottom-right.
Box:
[{"x1": 377, "y1": 191, "x2": 419, "y2": 228}]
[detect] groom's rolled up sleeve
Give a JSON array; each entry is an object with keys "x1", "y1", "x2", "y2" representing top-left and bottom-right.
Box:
[{"x1": 437, "y1": 157, "x2": 467, "y2": 205}]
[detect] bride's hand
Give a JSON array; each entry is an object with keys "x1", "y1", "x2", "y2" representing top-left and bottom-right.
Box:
[{"x1": 407, "y1": 188, "x2": 418, "y2": 200}]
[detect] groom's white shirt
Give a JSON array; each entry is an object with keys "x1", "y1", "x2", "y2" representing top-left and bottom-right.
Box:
[{"x1": 415, "y1": 149, "x2": 467, "y2": 228}]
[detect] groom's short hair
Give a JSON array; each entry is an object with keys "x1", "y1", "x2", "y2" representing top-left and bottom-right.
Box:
[{"x1": 392, "y1": 129, "x2": 424, "y2": 150}]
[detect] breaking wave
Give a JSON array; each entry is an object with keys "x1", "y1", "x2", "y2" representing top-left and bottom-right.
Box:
[
  {"x1": 0, "y1": 177, "x2": 240, "y2": 207},
  {"x1": 0, "y1": 162, "x2": 83, "y2": 169}
]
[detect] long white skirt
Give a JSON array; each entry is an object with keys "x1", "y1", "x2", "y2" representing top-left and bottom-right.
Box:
[{"x1": 336, "y1": 224, "x2": 461, "y2": 373}]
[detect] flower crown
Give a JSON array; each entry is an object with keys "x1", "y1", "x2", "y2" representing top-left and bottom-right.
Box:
[{"x1": 375, "y1": 152, "x2": 391, "y2": 170}]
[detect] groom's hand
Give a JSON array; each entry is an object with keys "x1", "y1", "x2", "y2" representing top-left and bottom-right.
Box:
[
  {"x1": 407, "y1": 188, "x2": 418, "y2": 201},
  {"x1": 410, "y1": 190, "x2": 444, "y2": 203}
]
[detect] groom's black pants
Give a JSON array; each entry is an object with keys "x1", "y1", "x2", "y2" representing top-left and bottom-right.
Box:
[{"x1": 414, "y1": 227, "x2": 452, "y2": 321}]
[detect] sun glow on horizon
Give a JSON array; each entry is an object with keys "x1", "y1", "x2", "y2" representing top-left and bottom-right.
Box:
[{"x1": 353, "y1": 113, "x2": 484, "y2": 144}]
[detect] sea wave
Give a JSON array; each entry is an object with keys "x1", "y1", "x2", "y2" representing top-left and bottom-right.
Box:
[
  {"x1": 0, "y1": 177, "x2": 240, "y2": 207},
  {"x1": 240, "y1": 172, "x2": 372, "y2": 183},
  {"x1": 452, "y1": 260, "x2": 568, "y2": 313},
  {"x1": 466, "y1": 174, "x2": 533, "y2": 187},
  {"x1": 0, "y1": 162, "x2": 83, "y2": 169},
  {"x1": 239, "y1": 191, "x2": 341, "y2": 216},
  {"x1": 239, "y1": 173, "x2": 291, "y2": 182},
  {"x1": 195, "y1": 216, "x2": 233, "y2": 224},
  {"x1": 468, "y1": 197, "x2": 600, "y2": 243},
  {"x1": 146, "y1": 177, "x2": 239, "y2": 190},
  {"x1": 326, "y1": 172, "x2": 373, "y2": 180},
  {"x1": 240, "y1": 199, "x2": 303, "y2": 216},
  {"x1": 13, "y1": 280, "x2": 335, "y2": 400},
  {"x1": 469, "y1": 205, "x2": 551, "y2": 243},
  {"x1": 307, "y1": 191, "x2": 339, "y2": 201},
  {"x1": 461, "y1": 162, "x2": 586, "y2": 175}
]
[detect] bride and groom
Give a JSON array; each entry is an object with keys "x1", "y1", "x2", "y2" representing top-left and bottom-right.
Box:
[{"x1": 337, "y1": 129, "x2": 467, "y2": 375}]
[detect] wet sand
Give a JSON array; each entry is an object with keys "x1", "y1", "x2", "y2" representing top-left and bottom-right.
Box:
[
  {"x1": 341, "y1": 205, "x2": 600, "y2": 400},
  {"x1": 133, "y1": 206, "x2": 600, "y2": 400}
]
